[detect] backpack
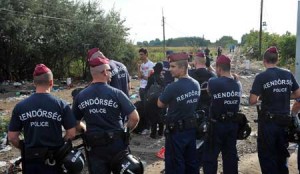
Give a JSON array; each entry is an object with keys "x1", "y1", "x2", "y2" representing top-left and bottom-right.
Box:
[{"x1": 145, "y1": 76, "x2": 163, "y2": 103}]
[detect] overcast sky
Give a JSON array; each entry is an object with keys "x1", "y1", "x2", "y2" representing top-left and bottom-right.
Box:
[{"x1": 97, "y1": 0, "x2": 298, "y2": 43}]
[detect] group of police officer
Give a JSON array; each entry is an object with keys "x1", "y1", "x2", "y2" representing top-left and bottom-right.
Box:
[
  {"x1": 6, "y1": 46, "x2": 300, "y2": 174},
  {"x1": 7, "y1": 48, "x2": 140, "y2": 174}
]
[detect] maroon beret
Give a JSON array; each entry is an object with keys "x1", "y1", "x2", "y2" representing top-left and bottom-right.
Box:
[
  {"x1": 195, "y1": 52, "x2": 205, "y2": 58},
  {"x1": 87, "y1": 48, "x2": 99, "y2": 60},
  {"x1": 216, "y1": 55, "x2": 231, "y2": 65},
  {"x1": 88, "y1": 57, "x2": 110, "y2": 67},
  {"x1": 265, "y1": 46, "x2": 278, "y2": 54},
  {"x1": 168, "y1": 53, "x2": 189, "y2": 62},
  {"x1": 33, "y1": 64, "x2": 51, "y2": 76}
]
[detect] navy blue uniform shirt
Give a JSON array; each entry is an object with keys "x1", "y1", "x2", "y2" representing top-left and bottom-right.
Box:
[
  {"x1": 251, "y1": 67, "x2": 299, "y2": 114},
  {"x1": 109, "y1": 60, "x2": 130, "y2": 96},
  {"x1": 159, "y1": 77, "x2": 200, "y2": 123},
  {"x1": 162, "y1": 61, "x2": 174, "y2": 86},
  {"x1": 189, "y1": 68, "x2": 216, "y2": 107},
  {"x1": 209, "y1": 77, "x2": 242, "y2": 117},
  {"x1": 9, "y1": 93, "x2": 76, "y2": 148},
  {"x1": 73, "y1": 82, "x2": 135, "y2": 133}
]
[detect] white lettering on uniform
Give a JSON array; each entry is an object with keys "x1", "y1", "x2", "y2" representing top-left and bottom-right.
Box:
[
  {"x1": 224, "y1": 100, "x2": 238, "y2": 105},
  {"x1": 263, "y1": 79, "x2": 293, "y2": 89},
  {"x1": 176, "y1": 90, "x2": 200, "y2": 102},
  {"x1": 78, "y1": 98, "x2": 118, "y2": 109},
  {"x1": 213, "y1": 91, "x2": 241, "y2": 99},
  {"x1": 273, "y1": 88, "x2": 287, "y2": 92},
  {"x1": 19, "y1": 110, "x2": 62, "y2": 122},
  {"x1": 89, "y1": 108, "x2": 107, "y2": 114},
  {"x1": 30, "y1": 121, "x2": 49, "y2": 127},
  {"x1": 186, "y1": 98, "x2": 198, "y2": 104}
]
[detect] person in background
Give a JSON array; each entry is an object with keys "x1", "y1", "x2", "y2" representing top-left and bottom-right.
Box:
[
  {"x1": 162, "y1": 50, "x2": 174, "y2": 86},
  {"x1": 249, "y1": 46, "x2": 300, "y2": 174},
  {"x1": 73, "y1": 57, "x2": 139, "y2": 174},
  {"x1": 137, "y1": 48, "x2": 155, "y2": 135},
  {"x1": 158, "y1": 52, "x2": 200, "y2": 174},
  {"x1": 8, "y1": 64, "x2": 77, "y2": 174},
  {"x1": 145, "y1": 62, "x2": 165, "y2": 139},
  {"x1": 217, "y1": 46, "x2": 222, "y2": 57}
]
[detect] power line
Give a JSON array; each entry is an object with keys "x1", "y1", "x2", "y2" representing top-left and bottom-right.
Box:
[{"x1": 0, "y1": 8, "x2": 109, "y2": 25}]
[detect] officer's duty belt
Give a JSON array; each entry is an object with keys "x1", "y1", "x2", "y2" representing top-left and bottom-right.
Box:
[
  {"x1": 84, "y1": 131, "x2": 125, "y2": 147},
  {"x1": 166, "y1": 117, "x2": 197, "y2": 132},
  {"x1": 24, "y1": 146, "x2": 59, "y2": 162},
  {"x1": 259, "y1": 112, "x2": 292, "y2": 127},
  {"x1": 215, "y1": 112, "x2": 237, "y2": 122}
]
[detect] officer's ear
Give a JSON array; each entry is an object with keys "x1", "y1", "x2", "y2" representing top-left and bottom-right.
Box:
[{"x1": 49, "y1": 79, "x2": 54, "y2": 88}]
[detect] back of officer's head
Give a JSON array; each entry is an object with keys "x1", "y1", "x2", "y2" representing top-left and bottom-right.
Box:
[
  {"x1": 33, "y1": 64, "x2": 53, "y2": 86},
  {"x1": 194, "y1": 52, "x2": 206, "y2": 65},
  {"x1": 216, "y1": 55, "x2": 231, "y2": 72},
  {"x1": 263, "y1": 46, "x2": 278, "y2": 64},
  {"x1": 88, "y1": 57, "x2": 110, "y2": 77}
]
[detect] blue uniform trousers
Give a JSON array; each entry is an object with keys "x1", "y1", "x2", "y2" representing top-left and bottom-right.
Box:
[
  {"x1": 203, "y1": 121, "x2": 239, "y2": 174},
  {"x1": 24, "y1": 159, "x2": 62, "y2": 174},
  {"x1": 196, "y1": 106, "x2": 210, "y2": 171},
  {"x1": 257, "y1": 122, "x2": 289, "y2": 174},
  {"x1": 87, "y1": 139, "x2": 127, "y2": 174},
  {"x1": 165, "y1": 128, "x2": 198, "y2": 174},
  {"x1": 298, "y1": 143, "x2": 300, "y2": 173}
]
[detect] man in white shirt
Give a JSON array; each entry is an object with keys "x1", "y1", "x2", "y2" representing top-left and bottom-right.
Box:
[{"x1": 137, "y1": 48, "x2": 155, "y2": 135}]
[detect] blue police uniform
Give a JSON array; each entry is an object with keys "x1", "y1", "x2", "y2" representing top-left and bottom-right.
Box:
[
  {"x1": 251, "y1": 67, "x2": 299, "y2": 174},
  {"x1": 203, "y1": 77, "x2": 241, "y2": 174},
  {"x1": 109, "y1": 60, "x2": 130, "y2": 96},
  {"x1": 190, "y1": 68, "x2": 216, "y2": 112},
  {"x1": 159, "y1": 77, "x2": 200, "y2": 174},
  {"x1": 162, "y1": 60, "x2": 174, "y2": 86},
  {"x1": 9, "y1": 93, "x2": 76, "y2": 174},
  {"x1": 73, "y1": 82, "x2": 135, "y2": 174},
  {"x1": 296, "y1": 98, "x2": 300, "y2": 173}
]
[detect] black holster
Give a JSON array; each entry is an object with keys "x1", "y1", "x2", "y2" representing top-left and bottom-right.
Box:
[
  {"x1": 84, "y1": 131, "x2": 125, "y2": 147},
  {"x1": 24, "y1": 147, "x2": 49, "y2": 160},
  {"x1": 166, "y1": 117, "x2": 197, "y2": 133},
  {"x1": 259, "y1": 112, "x2": 292, "y2": 127}
]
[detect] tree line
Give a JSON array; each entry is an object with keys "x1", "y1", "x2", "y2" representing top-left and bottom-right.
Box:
[
  {"x1": 0, "y1": 0, "x2": 296, "y2": 81},
  {"x1": 0, "y1": 0, "x2": 135, "y2": 81}
]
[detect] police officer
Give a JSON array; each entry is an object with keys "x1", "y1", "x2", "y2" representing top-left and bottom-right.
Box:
[
  {"x1": 87, "y1": 48, "x2": 131, "y2": 96},
  {"x1": 202, "y1": 55, "x2": 242, "y2": 174},
  {"x1": 8, "y1": 64, "x2": 77, "y2": 174},
  {"x1": 162, "y1": 50, "x2": 175, "y2": 86},
  {"x1": 73, "y1": 57, "x2": 139, "y2": 174},
  {"x1": 189, "y1": 52, "x2": 216, "y2": 170},
  {"x1": 157, "y1": 52, "x2": 200, "y2": 174},
  {"x1": 249, "y1": 46, "x2": 300, "y2": 174},
  {"x1": 292, "y1": 98, "x2": 300, "y2": 173},
  {"x1": 190, "y1": 52, "x2": 216, "y2": 113}
]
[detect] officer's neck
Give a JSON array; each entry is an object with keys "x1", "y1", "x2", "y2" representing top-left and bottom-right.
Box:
[
  {"x1": 91, "y1": 77, "x2": 108, "y2": 84},
  {"x1": 178, "y1": 73, "x2": 189, "y2": 79},
  {"x1": 265, "y1": 63, "x2": 277, "y2": 69},
  {"x1": 35, "y1": 86, "x2": 51, "y2": 93},
  {"x1": 219, "y1": 71, "x2": 232, "y2": 78},
  {"x1": 195, "y1": 64, "x2": 206, "y2": 69}
]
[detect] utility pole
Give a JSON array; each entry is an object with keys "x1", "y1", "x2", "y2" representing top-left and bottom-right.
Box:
[
  {"x1": 162, "y1": 9, "x2": 166, "y2": 57},
  {"x1": 296, "y1": 0, "x2": 300, "y2": 83},
  {"x1": 258, "y1": 0, "x2": 263, "y2": 60}
]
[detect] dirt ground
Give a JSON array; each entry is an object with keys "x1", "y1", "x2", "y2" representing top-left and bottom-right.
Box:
[{"x1": 0, "y1": 50, "x2": 299, "y2": 174}]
